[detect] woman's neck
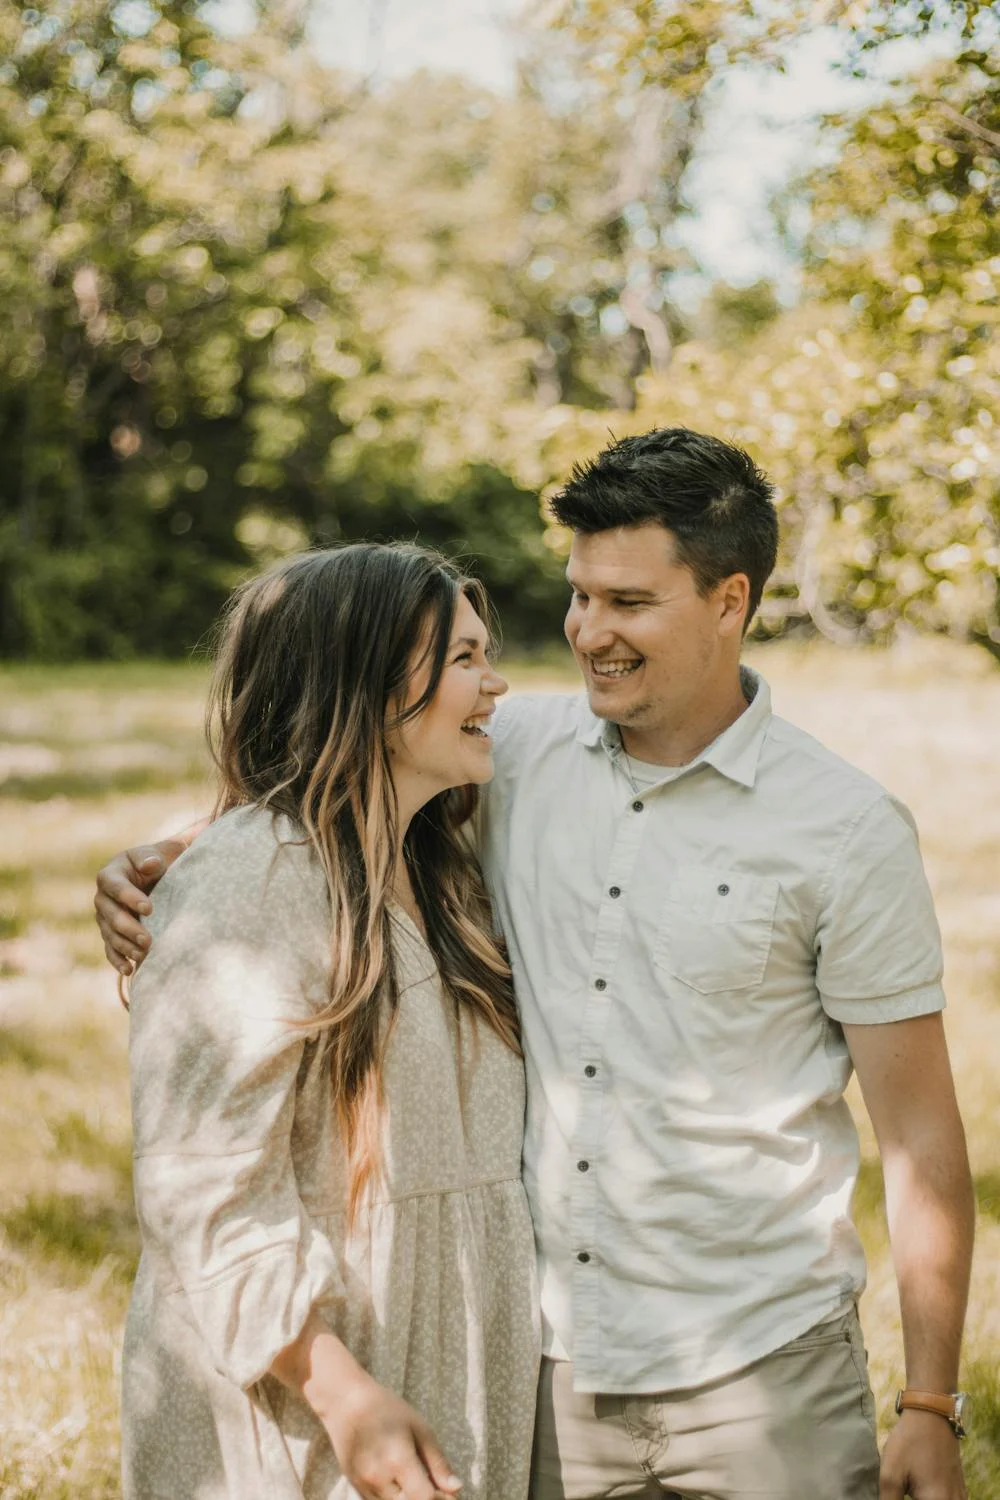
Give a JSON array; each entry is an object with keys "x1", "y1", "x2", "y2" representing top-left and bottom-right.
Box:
[{"x1": 390, "y1": 854, "x2": 426, "y2": 937}]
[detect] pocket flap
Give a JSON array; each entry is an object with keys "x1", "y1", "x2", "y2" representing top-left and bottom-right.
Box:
[{"x1": 666, "y1": 866, "x2": 779, "y2": 925}]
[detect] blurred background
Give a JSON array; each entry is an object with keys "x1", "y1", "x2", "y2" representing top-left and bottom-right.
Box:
[{"x1": 0, "y1": 1, "x2": 998, "y2": 1495}]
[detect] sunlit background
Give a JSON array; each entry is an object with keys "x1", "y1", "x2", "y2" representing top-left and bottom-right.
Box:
[{"x1": 0, "y1": 1, "x2": 998, "y2": 1494}]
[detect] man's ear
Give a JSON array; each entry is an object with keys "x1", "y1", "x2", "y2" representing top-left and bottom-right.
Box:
[{"x1": 717, "y1": 573, "x2": 751, "y2": 636}]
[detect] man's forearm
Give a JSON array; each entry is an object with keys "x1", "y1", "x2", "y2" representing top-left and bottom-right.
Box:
[{"x1": 883, "y1": 1132, "x2": 975, "y2": 1390}]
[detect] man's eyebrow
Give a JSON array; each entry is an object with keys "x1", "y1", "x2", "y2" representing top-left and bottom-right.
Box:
[{"x1": 565, "y1": 576, "x2": 658, "y2": 600}]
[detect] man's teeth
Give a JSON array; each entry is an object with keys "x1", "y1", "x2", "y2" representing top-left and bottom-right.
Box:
[{"x1": 591, "y1": 660, "x2": 641, "y2": 678}]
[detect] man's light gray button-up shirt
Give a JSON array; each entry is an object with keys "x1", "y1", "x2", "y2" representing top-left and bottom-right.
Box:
[{"x1": 476, "y1": 669, "x2": 945, "y2": 1394}]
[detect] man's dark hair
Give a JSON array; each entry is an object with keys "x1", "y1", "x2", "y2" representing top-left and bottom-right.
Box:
[{"x1": 549, "y1": 427, "x2": 779, "y2": 628}]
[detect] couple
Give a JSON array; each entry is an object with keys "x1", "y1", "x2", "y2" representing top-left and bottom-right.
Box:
[{"x1": 96, "y1": 427, "x2": 973, "y2": 1500}]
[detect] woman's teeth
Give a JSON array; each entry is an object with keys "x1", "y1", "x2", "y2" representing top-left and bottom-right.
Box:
[{"x1": 461, "y1": 717, "x2": 491, "y2": 737}]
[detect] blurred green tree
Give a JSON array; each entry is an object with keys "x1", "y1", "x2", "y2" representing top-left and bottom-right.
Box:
[
  {"x1": 0, "y1": 0, "x2": 339, "y2": 655},
  {"x1": 1, "y1": 0, "x2": 996, "y2": 658},
  {"x1": 0, "y1": 1, "x2": 708, "y2": 656},
  {"x1": 538, "y1": 4, "x2": 1000, "y2": 655},
  {"x1": 0, "y1": 4, "x2": 564, "y2": 654}
]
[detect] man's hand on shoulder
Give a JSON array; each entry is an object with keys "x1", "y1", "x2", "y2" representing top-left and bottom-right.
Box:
[
  {"x1": 880, "y1": 1408, "x2": 967, "y2": 1499},
  {"x1": 94, "y1": 826, "x2": 204, "y2": 974}
]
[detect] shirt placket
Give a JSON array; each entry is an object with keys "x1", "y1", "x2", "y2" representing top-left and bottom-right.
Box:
[{"x1": 568, "y1": 785, "x2": 649, "y2": 1383}]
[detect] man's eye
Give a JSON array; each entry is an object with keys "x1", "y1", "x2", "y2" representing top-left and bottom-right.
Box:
[{"x1": 572, "y1": 591, "x2": 588, "y2": 604}]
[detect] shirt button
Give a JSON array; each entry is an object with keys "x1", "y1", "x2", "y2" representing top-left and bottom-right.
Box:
[
  {"x1": 609, "y1": 886, "x2": 621, "y2": 898},
  {"x1": 577, "y1": 1160, "x2": 590, "y2": 1172},
  {"x1": 718, "y1": 883, "x2": 730, "y2": 895},
  {"x1": 594, "y1": 978, "x2": 607, "y2": 991},
  {"x1": 577, "y1": 1251, "x2": 591, "y2": 1263},
  {"x1": 631, "y1": 800, "x2": 644, "y2": 812},
  {"x1": 584, "y1": 1065, "x2": 597, "y2": 1078}
]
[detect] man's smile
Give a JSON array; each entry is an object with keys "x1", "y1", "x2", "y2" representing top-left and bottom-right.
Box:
[{"x1": 587, "y1": 656, "x2": 644, "y2": 681}]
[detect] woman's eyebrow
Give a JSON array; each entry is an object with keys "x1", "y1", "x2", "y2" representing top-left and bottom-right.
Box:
[{"x1": 448, "y1": 635, "x2": 484, "y2": 650}]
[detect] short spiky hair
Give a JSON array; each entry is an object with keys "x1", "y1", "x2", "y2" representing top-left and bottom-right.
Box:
[{"x1": 550, "y1": 427, "x2": 779, "y2": 627}]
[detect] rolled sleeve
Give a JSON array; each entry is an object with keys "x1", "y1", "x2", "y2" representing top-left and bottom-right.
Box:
[
  {"x1": 129, "y1": 820, "x2": 344, "y2": 1388},
  {"x1": 815, "y1": 794, "x2": 945, "y2": 1025}
]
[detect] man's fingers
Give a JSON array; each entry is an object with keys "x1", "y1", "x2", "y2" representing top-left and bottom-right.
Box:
[
  {"x1": 94, "y1": 890, "x2": 149, "y2": 947},
  {"x1": 103, "y1": 938, "x2": 133, "y2": 976},
  {"x1": 96, "y1": 868, "x2": 153, "y2": 916},
  {"x1": 94, "y1": 837, "x2": 188, "y2": 977},
  {"x1": 102, "y1": 934, "x2": 144, "y2": 971},
  {"x1": 126, "y1": 845, "x2": 166, "y2": 881},
  {"x1": 94, "y1": 891, "x2": 150, "y2": 974},
  {"x1": 414, "y1": 1425, "x2": 461, "y2": 1494}
]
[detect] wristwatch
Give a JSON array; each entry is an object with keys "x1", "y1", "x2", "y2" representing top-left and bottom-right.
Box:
[{"x1": 895, "y1": 1389, "x2": 969, "y2": 1438}]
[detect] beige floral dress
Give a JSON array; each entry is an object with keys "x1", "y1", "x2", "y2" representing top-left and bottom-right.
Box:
[{"x1": 122, "y1": 805, "x2": 540, "y2": 1500}]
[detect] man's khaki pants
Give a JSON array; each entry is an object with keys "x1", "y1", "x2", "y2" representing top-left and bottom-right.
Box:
[{"x1": 529, "y1": 1306, "x2": 880, "y2": 1500}]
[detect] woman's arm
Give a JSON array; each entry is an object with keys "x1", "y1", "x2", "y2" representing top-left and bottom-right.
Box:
[
  {"x1": 129, "y1": 814, "x2": 459, "y2": 1497},
  {"x1": 270, "y1": 1310, "x2": 460, "y2": 1500}
]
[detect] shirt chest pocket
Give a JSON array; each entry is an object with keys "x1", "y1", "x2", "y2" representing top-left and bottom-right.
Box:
[{"x1": 654, "y1": 866, "x2": 780, "y2": 995}]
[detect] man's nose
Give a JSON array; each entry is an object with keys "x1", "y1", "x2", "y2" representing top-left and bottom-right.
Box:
[{"x1": 573, "y1": 603, "x2": 614, "y2": 655}]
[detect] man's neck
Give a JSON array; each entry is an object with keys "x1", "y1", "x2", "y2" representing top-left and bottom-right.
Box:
[{"x1": 619, "y1": 673, "x2": 751, "y2": 768}]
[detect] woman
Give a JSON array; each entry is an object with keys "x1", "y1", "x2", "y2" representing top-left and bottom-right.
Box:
[{"x1": 119, "y1": 544, "x2": 540, "y2": 1500}]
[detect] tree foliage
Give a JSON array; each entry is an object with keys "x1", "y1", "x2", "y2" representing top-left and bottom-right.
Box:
[
  {"x1": 0, "y1": 0, "x2": 996, "y2": 657},
  {"x1": 536, "y1": 7, "x2": 1000, "y2": 653},
  {"x1": 0, "y1": 0, "x2": 698, "y2": 656}
]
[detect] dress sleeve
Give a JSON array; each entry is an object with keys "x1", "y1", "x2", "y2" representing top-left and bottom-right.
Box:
[
  {"x1": 128, "y1": 813, "x2": 344, "y2": 1389},
  {"x1": 815, "y1": 794, "x2": 946, "y2": 1025}
]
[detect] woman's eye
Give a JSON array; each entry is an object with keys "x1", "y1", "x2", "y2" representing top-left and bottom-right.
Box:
[{"x1": 454, "y1": 651, "x2": 474, "y2": 664}]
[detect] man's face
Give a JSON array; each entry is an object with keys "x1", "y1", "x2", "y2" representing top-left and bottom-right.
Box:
[{"x1": 564, "y1": 524, "x2": 743, "y2": 737}]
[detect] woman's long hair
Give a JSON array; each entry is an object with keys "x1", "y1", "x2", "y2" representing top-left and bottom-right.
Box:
[{"x1": 207, "y1": 543, "x2": 520, "y2": 1223}]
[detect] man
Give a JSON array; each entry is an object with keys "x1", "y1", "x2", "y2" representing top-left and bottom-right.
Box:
[{"x1": 97, "y1": 427, "x2": 974, "y2": 1500}]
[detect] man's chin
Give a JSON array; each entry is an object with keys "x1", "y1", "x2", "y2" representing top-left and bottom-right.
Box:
[{"x1": 585, "y1": 685, "x2": 647, "y2": 725}]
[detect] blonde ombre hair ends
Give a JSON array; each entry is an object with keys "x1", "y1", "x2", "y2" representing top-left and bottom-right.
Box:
[{"x1": 207, "y1": 544, "x2": 520, "y2": 1223}]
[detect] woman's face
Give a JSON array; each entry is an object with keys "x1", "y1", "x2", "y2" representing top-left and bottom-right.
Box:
[{"x1": 386, "y1": 593, "x2": 508, "y2": 809}]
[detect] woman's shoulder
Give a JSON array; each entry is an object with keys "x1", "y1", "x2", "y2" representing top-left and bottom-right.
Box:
[
  {"x1": 183, "y1": 802, "x2": 311, "y2": 869},
  {"x1": 193, "y1": 801, "x2": 303, "y2": 854},
  {"x1": 154, "y1": 804, "x2": 327, "y2": 935},
  {"x1": 134, "y1": 806, "x2": 332, "y2": 1017}
]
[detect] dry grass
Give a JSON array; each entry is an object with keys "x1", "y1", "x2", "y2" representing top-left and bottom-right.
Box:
[{"x1": 1, "y1": 642, "x2": 998, "y2": 1496}]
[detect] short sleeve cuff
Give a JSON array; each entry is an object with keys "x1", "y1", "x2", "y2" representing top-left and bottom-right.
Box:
[
  {"x1": 178, "y1": 1216, "x2": 344, "y2": 1389},
  {"x1": 821, "y1": 980, "x2": 946, "y2": 1026}
]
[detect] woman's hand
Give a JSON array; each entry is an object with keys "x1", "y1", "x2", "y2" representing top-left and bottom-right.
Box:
[
  {"x1": 271, "y1": 1310, "x2": 461, "y2": 1500},
  {"x1": 324, "y1": 1372, "x2": 462, "y2": 1500},
  {"x1": 94, "y1": 827, "x2": 203, "y2": 973}
]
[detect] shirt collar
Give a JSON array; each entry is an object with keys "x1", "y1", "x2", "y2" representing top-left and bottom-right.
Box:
[{"x1": 574, "y1": 665, "x2": 772, "y2": 790}]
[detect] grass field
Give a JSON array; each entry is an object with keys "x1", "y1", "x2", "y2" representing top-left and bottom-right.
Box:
[{"x1": 1, "y1": 643, "x2": 999, "y2": 1497}]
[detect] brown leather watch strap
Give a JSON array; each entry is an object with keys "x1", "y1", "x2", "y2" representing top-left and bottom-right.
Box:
[{"x1": 895, "y1": 1390, "x2": 959, "y2": 1423}]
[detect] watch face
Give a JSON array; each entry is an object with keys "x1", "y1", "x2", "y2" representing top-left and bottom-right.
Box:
[{"x1": 954, "y1": 1393, "x2": 969, "y2": 1428}]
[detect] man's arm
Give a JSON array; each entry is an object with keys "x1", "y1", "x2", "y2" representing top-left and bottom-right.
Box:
[
  {"x1": 94, "y1": 818, "x2": 209, "y2": 973},
  {"x1": 845, "y1": 1012, "x2": 974, "y2": 1500}
]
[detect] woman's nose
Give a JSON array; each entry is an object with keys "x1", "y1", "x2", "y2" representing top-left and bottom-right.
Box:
[{"x1": 485, "y1": 666, "x2": 508, "y2": 698}]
